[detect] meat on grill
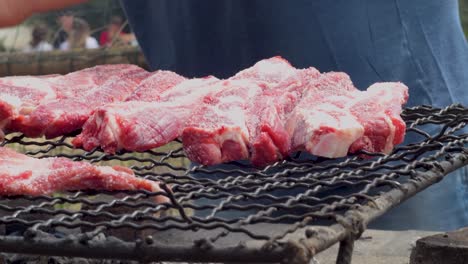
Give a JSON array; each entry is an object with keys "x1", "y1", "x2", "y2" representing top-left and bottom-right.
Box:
[
  {"x1": 240, "y1": 63, "x2": 321, "y2": 166},
  {"x1": 230, "y1": 56, "x2": 297, "y2": 83},
  {"x1": 53, "y1": 64, "x2": 150, "y2": 99},
  {"x1": 0, "y1": 147, "x2": 168, "y2": 202},
  {"x1": 13, "y1": 65, "x2": 149, "y2": 138},
  {"x1": 182, "y1": 58, "x2": 324, "y2": 166},
  {"x1": 72, "y1": 57, "x2": 408, "y2": 166},
  {"x1": 182, "y1": 79, "x2": 266, "y2": 165},
  {"x1": 126, "y1": 70, "x2": 186, "y2": 102},
  {"x1": 286, "y1": 72, "x2": 364, "y2": 157},
  {"x1": 0, "y1": 75, "x2": 59, "y2": 138},
  {"x1": 286, "y1": 72, "x2": 408, "y2": 157},
  {"x1": 348, "y1": 82, "x2": 408, "y2": 154},
  {"x1": 72, "y1": 76, "x2": 220, "y2": 153},
  {"x1": 0, "y1": 57, "x2": 408, "y2": 167},
  {"x1": 185, "y1": 59, "x2": 407, "y2": 165}
]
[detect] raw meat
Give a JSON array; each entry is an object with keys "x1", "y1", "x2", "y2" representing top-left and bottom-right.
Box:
[
  {"x1": 0, "y1": 147, "x2": 168, "y2": 202},
  {"x1": 15, "y1": 65, "x2": 149, "y2": 138},
  {"x1": 286, "y1": 72, "x2": 409, "y2": 158},
  {"x1": 245, "y1": 67, "x2": 321, "y2": 166},
  {"x1": 182, "y1": 79, "x2": 266, "y2": 165},
  {"x1": 72, "y1": 101, "x2": 190, "y2": 153},
  {"x1": 73, "y1": 57, "x2": 296, "y2": 157},
  {"x1": 52, "y1": 64, "x2": 150, "y2": 99},
  {"x1": 0, "y1": 75, "x2": 59, "y2": 138},
  {"x1": 158, "y1": 75, "x2": 219, "y2": 101},
  {"x1": 231, "y1": 56, "x2": 297, "y2": 84},
  {"x1": 348, "y1": 82, "x2": 409, "y2": 154},
  {"x1": 126, "y1": 70, "x2": 186, "y2": 102},
  {"x1": 286, "y1": 72, "x2": 364, "y2": 157},
  {"x1": 0, "y1": 57, "x2": 408, "y2": 167},
  {"x1": 183, "y1": 57, "x2": 322, "y2": 166},
  {"x1": 0, "y1": 75, "x2": 59, "y2": 98},
  {"x1": 73, "y1": 76, "x2": 220, "y2": 153}
]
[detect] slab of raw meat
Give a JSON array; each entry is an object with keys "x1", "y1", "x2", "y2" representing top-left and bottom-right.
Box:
[
  {"x1": 157, "y1": 75, "x2": 219, "y2": 101},
  {"x1": 231, "y1": 56, "x2": 297, "y2": 84},
  {"x1": 348, "y1": 82, "x2": 409, "y2": 154},
  {"x1": 0, "y1": 75, "x2": 60, "y2": 138},
  {"x1": 15, "y1": 65, "x2": 149, "y2": 138},
  {"x1": 286, "y1": 72, "x2": 368, "y2": 158},
  {"x1": 286, "y1": 72, "x2": 408, "y2": 158},
  {"x1": 126, "y1": 70, "x2": 186, "y2": 102},
  {"x1": 73, "y1": 57, "x2": 295, "y2": 157},
  {"x1": 182, "y1": 79, "x2": 267, "y2": 165},
  {"x1": 246, "y1": 67, "x2": 321, "y2": 166},
  {"x1": 53, "y1": 64, "x2": 150, "y2": 99},
  {"x1": 73, "y1": 76, "x2": 220, "y2": 153},
  {"x1": 0, "y1": 147, "x2": 168, "y2": 202},
  {"x1": 73, "y1": 101, "x2": 190, "y2": 153},
  {"x1": 0, "y1": 75, "x2": 59, "y2": 97},
  {"x1": 182, "y1": 57, "x2": 321, "y2": 167}
]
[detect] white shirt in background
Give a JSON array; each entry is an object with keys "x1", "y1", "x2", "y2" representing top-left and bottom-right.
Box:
[
  {"x1": 59, "y1": 37, "x2": 99, "y2": 51},
  {"x1": 23, "y1": 41, "x2": 53, "y2": 52}
]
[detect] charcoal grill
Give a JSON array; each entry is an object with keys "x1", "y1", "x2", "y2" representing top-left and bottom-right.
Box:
[{"x1": 0, "y1": 104, "x2": 467, "y2": 264}]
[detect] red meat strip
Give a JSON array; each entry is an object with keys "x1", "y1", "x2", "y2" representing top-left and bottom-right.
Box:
[
  {"x1": 0, "y1": 75, "x2": 59, "y2": 138},
  {"x1": 15, "y1": 65, "x2": 149, "y2": 138},
  {"x1": 182, "y1": 79, "x2": 266, "y2": 165},
  {"x1": 348, "y1": 82, "x2": 409, "y2": 154},
  {"x1": 286, "y1": 72, "x2": 364, "y2": 157},
  {"x1": 73, "y1": 76, "x2": 220, "y2": 153},
  {"x1": 126, "y1": 70, "x2": 186, "y2": 102},
  {"x1": 286, "y1": 72, "x2": 408, "y2": 157},
  {"x1": 53, "y1": 64, "x2": 150, "y2": 98},
  {"x1": 182, "y1": 57, "x2": 322, "y2": 167},
  {"x1": 0, "y1": 147, "x2": 168, "y2": 202},
  {"x1": 245, "y1": 67, "x2": 321, "y2": 166},
  {"x1": 231, "y1": 56, "x2": 297, "y2": 84}
]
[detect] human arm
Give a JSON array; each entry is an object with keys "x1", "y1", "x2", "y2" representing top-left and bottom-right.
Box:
[{"x1": 0, "y1": 0, "x2": 88, "y2": 27}]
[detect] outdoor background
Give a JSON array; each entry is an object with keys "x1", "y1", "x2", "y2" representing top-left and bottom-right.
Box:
[
  {"x1": 461, "y1": 0, "x2": 468, "y2": 36},
  {"x1": 0, "y1": 0, "x2": 126, "y2": 52},
  {"x1": 1, "y1": 0, "x2": 468, "y2": 52}
]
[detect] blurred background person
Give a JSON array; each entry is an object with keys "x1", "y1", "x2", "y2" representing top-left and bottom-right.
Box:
[
  {"x1": 52, "y1": 11, "x2": 74, "y2": 49},
  {"x1": 59, "y1": 17, "x2": 98, "y2": 50},
  {"x1": 23, "y1": 24, "x2": 53, "y2": 52},
  {"x1": 99, "y1": 15, "x2": 136, "y2": 48},
  {"x1": 99, "y1": 15, "x2": 123, "y2": 47}
]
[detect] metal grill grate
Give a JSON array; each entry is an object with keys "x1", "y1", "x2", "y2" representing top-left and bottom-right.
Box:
[{"x1": 0, "y1": 104, "x2": 467, "y2": 264}]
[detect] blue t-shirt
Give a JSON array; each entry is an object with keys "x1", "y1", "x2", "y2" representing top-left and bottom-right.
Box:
[{"x1": 121, "y1": 0, "x2": 468, "y2": 231}]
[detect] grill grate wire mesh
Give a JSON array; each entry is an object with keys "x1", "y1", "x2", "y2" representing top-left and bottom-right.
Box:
[{"x1": 0, "y1": 104, "x2": 467, "y2": 264}]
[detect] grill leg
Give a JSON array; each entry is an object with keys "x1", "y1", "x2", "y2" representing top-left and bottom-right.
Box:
[{"x1": 335, "y1": 237, "x2": 355, "y2": 264}]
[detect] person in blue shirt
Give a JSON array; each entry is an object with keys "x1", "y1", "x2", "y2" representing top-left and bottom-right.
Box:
[{"x1": 2, "y1": 0, "x2": 467, "y2": 231}]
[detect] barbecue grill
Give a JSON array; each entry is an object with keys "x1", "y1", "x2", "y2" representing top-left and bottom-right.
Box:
[{"x1": 0, "y1": 104, "x2": 467, "y2": 264}]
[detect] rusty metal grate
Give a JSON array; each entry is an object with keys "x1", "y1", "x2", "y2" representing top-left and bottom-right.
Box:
[{"x1": 0, "y1": 104, "x2": 467, "y2": 264}]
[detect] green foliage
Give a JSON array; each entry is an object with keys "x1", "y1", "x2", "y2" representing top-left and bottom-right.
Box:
[
  {"x1": 461, "y1": 0, "x2": 468, "y2": 37},
  {"x1": 0, "y1": 38, "x2": 6, "y2": 52}
]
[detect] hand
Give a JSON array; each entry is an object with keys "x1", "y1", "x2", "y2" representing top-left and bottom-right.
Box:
[{"x1": 0, "y1": 0, "x2": 88, "y2": 27}]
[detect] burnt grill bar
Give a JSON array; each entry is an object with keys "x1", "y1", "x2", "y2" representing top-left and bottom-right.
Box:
[{"x1": 0, "y1": 104, "x2": 467, "y2": 264}]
